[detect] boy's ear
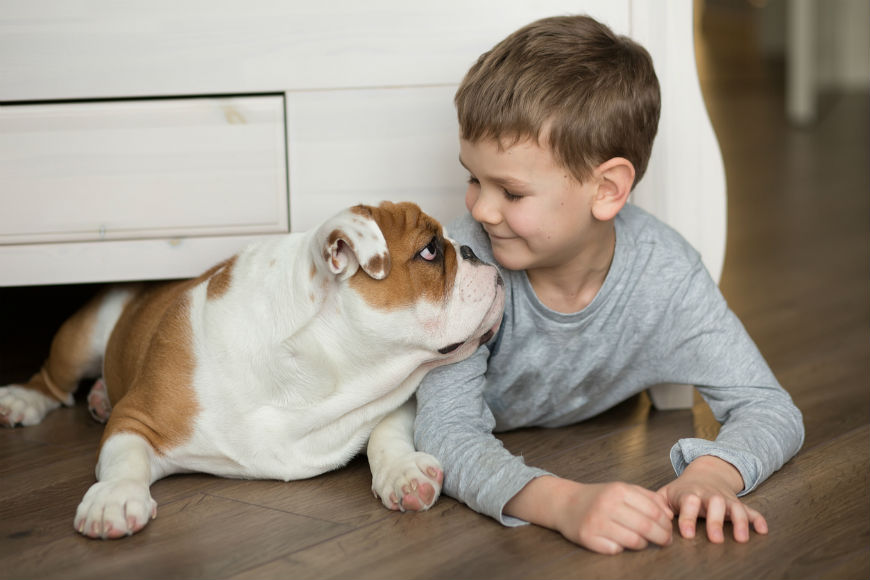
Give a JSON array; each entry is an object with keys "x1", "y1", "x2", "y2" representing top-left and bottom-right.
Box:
[{"x1": 591, "y1": 157, "x2": 635, "y2": 221}]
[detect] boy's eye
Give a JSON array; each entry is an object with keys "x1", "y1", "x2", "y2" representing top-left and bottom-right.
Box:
[
  {"x1": 503, "y1": 190, "x2": 522, "y2": 202},
  {"x1": 418, "y1": 238, "x2": 439, "y2": 261},
  {"x1": 467, "y1": 175, "x2": 480, "y2": 186}
]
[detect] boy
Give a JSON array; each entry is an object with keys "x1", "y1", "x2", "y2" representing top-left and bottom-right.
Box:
[{"x1": 413, "y1": 15, "x2": 804, "y2": 554}]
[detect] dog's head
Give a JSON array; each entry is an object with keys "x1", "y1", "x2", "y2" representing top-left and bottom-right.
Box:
[{"x1": 313, "y1": 201, "x2": 504, "y2": 365}]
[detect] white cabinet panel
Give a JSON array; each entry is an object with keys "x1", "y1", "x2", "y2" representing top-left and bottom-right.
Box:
[
  {"x1": 286, "y1": 86, "x2": 468, "y2": 232},
  {"x1": 0, "y1": 96, "x2": 288, "y2": 244},
  {"x1": 0, "y1": 0, "x2": 627, "y2": 101},
  {"x1": 0, "y1": 234, "x2": 283, "y2": 287}
]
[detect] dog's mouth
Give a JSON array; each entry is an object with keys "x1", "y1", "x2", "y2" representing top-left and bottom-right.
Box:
[
  {"x1": 436, "y1": 272, "x2": 504, "y2": 356},
  {"x1": 437, "y1": 342, "x2": 463, "y2": 355},
  {"x1": 437, "y1": 317, "x2": 500, "y2": 355},
  {"x1": 436, "y1": 329, "x2": 494, "y2": 355}
]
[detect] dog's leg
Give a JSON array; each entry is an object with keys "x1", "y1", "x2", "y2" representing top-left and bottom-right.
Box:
[
  {"x1": 74, "y1": 432, "x2": 160, "y2": 539},
  {"x1": 367, "y1": 398, "x2": 443, "y2": 512},
  {"x1": 0, "y1": 288, "x2": 132, "y2": 427}
]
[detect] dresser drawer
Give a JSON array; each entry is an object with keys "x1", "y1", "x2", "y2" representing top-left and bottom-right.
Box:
[{"x1": 0, "y1": 95, "x2": 288, "y2": 245}]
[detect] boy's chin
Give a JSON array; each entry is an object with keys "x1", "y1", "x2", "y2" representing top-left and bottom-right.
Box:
[{"x1": 490, "y1": 245, "x2": 532, "y2": 272}]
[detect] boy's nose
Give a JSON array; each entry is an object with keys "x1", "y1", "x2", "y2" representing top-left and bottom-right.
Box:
[{"x1": 468, "y1": 188, "x2": 501, "y2": 225}]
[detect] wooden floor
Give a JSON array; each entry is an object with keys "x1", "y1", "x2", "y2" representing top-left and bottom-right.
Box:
[{"x1": 2, "y1": 4, "x2": 868, "y2": 579}]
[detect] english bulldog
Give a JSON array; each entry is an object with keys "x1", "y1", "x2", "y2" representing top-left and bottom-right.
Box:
[{"x1": 0, "y1": 201, "x2": 504, "y2": 539}]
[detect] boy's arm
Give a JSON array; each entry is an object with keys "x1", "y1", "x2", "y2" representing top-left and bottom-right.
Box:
[
  {"x1": 415, "y1": 346, "x2": 674, "y2": 554},
  {"x1": 414, "y1": 346, "x2": 550, "y2": 526},
  {"x1": 657, "y1": 263, "x2": 805, "y2": 540}
]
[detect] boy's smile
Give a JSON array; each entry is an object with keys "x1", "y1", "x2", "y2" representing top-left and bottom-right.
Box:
[{"x1": 459, "y1": 137, "x2": 621, "y2": 312}]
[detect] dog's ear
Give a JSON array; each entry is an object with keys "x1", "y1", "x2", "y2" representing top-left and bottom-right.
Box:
[{"x1": 313, "y1": 205, "x2": 391, "y2": 281}]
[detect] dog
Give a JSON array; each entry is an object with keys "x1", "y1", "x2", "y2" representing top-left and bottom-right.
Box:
[{"x1": 0, "y1": 201, "x2": 504, "y2": 539}]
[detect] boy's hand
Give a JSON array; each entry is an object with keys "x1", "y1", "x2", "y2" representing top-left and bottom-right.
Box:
[
  {"x1": 505, "y1": 476, "x2": 674, "y2": 554},
  {"x1": 657, "y1": 455, "x2": 768, "y2": 543}
]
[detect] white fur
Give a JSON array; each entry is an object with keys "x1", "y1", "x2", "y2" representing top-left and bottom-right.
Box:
[
  {"x1": 367, "y1": 398, "x2": 444, "y2": 511},
  {"x1": 74, "y1": 433, "x2": 160, "y2": 539},
  {"x1": 2, "y1": 205, "x2": 504, "y2": 539},
  {"x1": 89, "y1": 287, "x2": 140, "y2": 364},
  {"x1": 0, "y1": 386, "x2": 60, "y2": 426}
]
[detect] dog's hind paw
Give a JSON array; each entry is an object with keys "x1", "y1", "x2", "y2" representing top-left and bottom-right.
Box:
[
  {"x1": 87, "y1": 378, "x2": 112, "y2": 423},
  {"x1": 371, "y1": 451, "x2": 443, "y2": 512},
  {"x1": 0, "y1": 385, "x2": 60, "y2": 427}
]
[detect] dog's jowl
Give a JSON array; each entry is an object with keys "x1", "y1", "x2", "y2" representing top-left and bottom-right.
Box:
[{"x1": 0, "y1": 201, "x2": 505, "y2": 539}]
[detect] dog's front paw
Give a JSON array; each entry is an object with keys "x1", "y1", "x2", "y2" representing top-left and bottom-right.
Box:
[
  {"x1": 372, "y1": 451, "x2": 443, "y2": 512},
  {"x1": 74, "y1": 479, "x2": 157, "y2": 539},
  {"x1": 0, "y1": 385, "x2": 60, "y2": 427}
]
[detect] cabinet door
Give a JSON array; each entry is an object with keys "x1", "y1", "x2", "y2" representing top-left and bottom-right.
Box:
[
  {"x1": 286, "y1": 86, "x2": 468, "y2": 233},
  {"x1": 0, "y1": 95, "x2": 288, "y2": 245}
]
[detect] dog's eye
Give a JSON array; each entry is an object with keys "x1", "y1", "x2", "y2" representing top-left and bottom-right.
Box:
[{"x1": 419, "y1": 238, "x2": 439, "y2": 262}]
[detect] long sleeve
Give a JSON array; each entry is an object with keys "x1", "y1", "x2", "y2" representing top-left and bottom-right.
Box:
[
  {"x1": 660, "y1": 263, "x2": 805, "y2": 493},
  {"x1": 414, "y1": 345, "x2": 550, "y2": 526}
]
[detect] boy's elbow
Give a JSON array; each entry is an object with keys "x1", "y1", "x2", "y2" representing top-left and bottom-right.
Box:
[
  {"x1": 790, "y1": 404, "x2": 806, "y2": 452},
  {"x1": 773, "y1": 399, "x2": 805, "y2": 461}
]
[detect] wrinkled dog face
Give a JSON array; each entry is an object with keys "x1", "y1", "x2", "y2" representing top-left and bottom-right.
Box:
[{"x1": 347, "y1": 202, "x2": 504, "y2": 364}]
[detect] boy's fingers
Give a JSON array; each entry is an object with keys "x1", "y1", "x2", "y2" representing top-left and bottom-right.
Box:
[
  {"x1": 677, "y1": 494, "x2": 701, "y2": 538},
  {"x1": 618, "y1": 495, "x2": 672, "y2": 547},
  {"x1": 651, "y1": 489, "x2": 675, "y2": 520},
  {"x1": 705, "y1": 495, "x2": 727, "y2": 543},
  {"x1": 627, "y1": 489, "x2": 674, "y2": 523},
  {"x1": 610, "y1": 523, "x2": 650, "y2": 551},
  {"x1": 728, "y1": 502, "x2": 750, "y2": 543},
  {"x1": 586, "y1": 535, "x2": 625, "y2": 556},
  {"x1": 747, "y1": 505, "x2": 769, "y2": 535},
  {"x1": 610, "y1": 511, "x2": 668, "y2": 549}
]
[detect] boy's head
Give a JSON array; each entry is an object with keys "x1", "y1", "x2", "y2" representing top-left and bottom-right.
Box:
[{"x1": 455, "y1": 15, "x2": 661, "y2": 189}]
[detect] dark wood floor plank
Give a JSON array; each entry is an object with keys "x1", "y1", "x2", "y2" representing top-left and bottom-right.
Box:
[
  {"x1": 207, "y1": 456, "x2": 397, "y2": 528},
  {"x1": 233, "y1": 499, "x2": 580, "y2": 580},
  {"x1": 529, "y1": 426, "x2": 870, "y2": 580},
  {"x1": 3, "y1": 493, "x2": 351, "y2": 580}
]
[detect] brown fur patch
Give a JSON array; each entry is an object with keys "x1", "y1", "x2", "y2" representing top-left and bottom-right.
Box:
[
  {"x1": 206, "y1": 255, "x2": 237, "y2": 300},
  {"x1": 364, "y1": 253, "x2": 388, "y2": 278},
  {"x1": 348, "y1": 202, "x2": 457, "y2": 311},
  {"x1": 99, "y1": 270, "x2": 213, "y2": 455},
  {"x1": 350, "y1": 205, "x2": 372, "y2": 219}
]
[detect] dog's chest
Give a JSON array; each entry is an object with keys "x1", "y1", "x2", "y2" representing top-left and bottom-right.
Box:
[{"x1": 166, "y1": 399, "x2": 382, "y2": 480}]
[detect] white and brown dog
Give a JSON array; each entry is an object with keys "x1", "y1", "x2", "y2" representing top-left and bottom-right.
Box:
[{"x1": 0, "y1": 201, "x2": 504, "y2": 539}]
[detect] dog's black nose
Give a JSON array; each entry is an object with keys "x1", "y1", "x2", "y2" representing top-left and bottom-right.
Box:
[{"x1": 460, "y1": 245, "x2": 482, "y2": 264}]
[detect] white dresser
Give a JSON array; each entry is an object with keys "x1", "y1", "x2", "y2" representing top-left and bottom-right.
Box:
[{"x1": 0, "y1": 0, "x2": 725, "y2": 290}]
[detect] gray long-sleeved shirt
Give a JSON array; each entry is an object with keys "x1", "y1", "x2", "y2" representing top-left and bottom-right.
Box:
[{"x1": 415, "y1": 203, "x2": 804, "y2": 526}]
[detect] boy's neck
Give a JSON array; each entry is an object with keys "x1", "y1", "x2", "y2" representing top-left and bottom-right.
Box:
[{"x1": 526, "y1": 222, "x2": 616, "y2": 314}]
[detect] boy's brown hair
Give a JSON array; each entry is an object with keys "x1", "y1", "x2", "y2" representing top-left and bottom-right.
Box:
[{"x1": 455, "y1": 15, "x2": 661, "y2": 187}]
